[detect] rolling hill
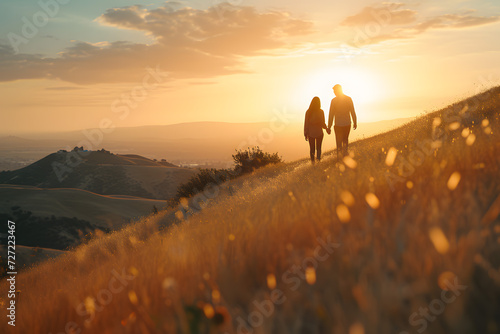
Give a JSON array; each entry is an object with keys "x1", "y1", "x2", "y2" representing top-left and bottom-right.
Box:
[
  {"x1": 0, "y1": 87, "x2": 499, "y2": 333},
  {"x1": 0, "y1": 149, "x2": 196, "y2": 200},
  {"x1": 0, "y1": 185, "x2": 168, "y2": 251},
  {"x1": 0, "y1": 185, "x2": 167, "y2": 229}
]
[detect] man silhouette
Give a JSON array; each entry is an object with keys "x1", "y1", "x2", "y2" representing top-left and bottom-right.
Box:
[{"x1": 327, "y1": 84, "x2": 357, "y2": 160}]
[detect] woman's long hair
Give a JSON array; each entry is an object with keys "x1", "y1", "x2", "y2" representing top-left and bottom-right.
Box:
[{"x1": 308, "y1": 96, "x2": 321, "y2": 112}]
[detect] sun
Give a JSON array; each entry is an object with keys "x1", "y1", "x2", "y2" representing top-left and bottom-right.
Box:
[{"x1": 297, "y1": 67, "x2": 380, "y2": 112}]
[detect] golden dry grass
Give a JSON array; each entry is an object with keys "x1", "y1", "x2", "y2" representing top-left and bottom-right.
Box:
[
  {"x1": 1, "y1": 87, "x2": 499, "y2": 334},
  {"x1": 0, "y1": 245, "x2": 65, "y2": 271}
]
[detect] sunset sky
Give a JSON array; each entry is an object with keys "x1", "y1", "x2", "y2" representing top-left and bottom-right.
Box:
[{"x1": 1, "y1": 0, "x2": 499, "y2": 134}]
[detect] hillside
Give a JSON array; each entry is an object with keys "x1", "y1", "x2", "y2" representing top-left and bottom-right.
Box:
[
  {"x1": 0, "y1": 185, "x2": 166, "y2": 229},
  {"x1": 0, "y1": 150, "x2": 195, "y2": 199},
  {"x1": 0, "y1": 185, "x2": 167, "y2": 250},
  {"x1": 0, "y1": 87, "x2": 499, "y2": 333},
  {"x1": 0, "y1": 245, "x2": 65, "y2": 272}
]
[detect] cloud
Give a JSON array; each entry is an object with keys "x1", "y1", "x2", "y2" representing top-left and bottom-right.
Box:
[
  {"x1": 341, "y1": 3, "x2": 417, "y2": 27},
  {"x1": 0, "y1": 44, "x2": 51, "y2": 81},
  {"x1": 0, "y1": 4, "x2": 313, "y2": 84},
  {"x1": 97, "y1": 4, "x2": 312, "y2": 56},
  {"x1": 413, "y1": 13, "x2": 500, "y2": 32},
  {"x1": 342, "y1": 3, "x2": 500, "y2": 47}
]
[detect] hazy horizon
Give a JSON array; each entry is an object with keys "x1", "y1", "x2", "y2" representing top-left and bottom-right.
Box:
[
  {"x1": 0, "y1": 117, "x2": 415, "y2": 169},
  {"x1": 0, "y1": 116, "x2": 415, "y2": 137}
]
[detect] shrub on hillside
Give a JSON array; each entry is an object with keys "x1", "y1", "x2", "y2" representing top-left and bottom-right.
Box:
[
  {"x1": 233, "y1": 146, "x2": 282, "y2": 175},
  {"x1": 175, "y1": 147, "x2": 282, "y2": 201}
]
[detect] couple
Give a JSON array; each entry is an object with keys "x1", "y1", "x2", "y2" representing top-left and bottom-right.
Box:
[{"x1": 304, "y1": 84, "x2": 357, "y2": 163}]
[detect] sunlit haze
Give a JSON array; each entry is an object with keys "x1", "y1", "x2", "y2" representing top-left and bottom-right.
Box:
[
  {"x1": 0, "y1": 2, "x2": 499, "y2": 332},
  {"x1": 0, "y1": 0, "x2": 499, "y2": 134}
]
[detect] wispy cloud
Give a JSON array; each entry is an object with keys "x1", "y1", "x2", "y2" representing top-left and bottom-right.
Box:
[
  {"x1": 0, "y1": 4, "x2": 313, "y2": 84},
  {"x1": 413, "y1": 12, "x2": 500, "y2": 32},
  {"x1": 341, "y1": 3, "x2": 500, "y2": 46},
  {"x1": 341, "y1": 2, "x2": 417, "y2": 27}
]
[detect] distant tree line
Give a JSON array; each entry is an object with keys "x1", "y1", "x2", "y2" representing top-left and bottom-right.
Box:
[{"x1": 0, "y1": 206, "x2": 108, "y2": 251}]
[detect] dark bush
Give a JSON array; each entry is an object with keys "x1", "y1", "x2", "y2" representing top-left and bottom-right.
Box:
[
  {"x1": 232, "y1": 146, "x2": 282, "y2": 175},
  {"x1": 175, "y1": 147, "x2": 282, "y2": 201}
]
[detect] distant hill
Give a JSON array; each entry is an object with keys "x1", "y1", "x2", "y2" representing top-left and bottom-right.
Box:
[
  {"x1": 0, "y1": 149, "x2": 196, "y2": 199},
  {"x1": 0, "y1": 185, "x2": 166, "y2": 228},
  {"x1": 0, "y1": 136, "x2": 35, "y2": 146}
]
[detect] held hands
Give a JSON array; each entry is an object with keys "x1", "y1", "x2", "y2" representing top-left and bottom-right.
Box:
[
  {"x1": 305, "y1": 136, "x2": 308, "y2": 141},
  {"x1": 326, "y1": 128, "x2": 331, "y2": 135}
]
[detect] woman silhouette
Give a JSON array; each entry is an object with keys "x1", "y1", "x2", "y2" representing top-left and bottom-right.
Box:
[{"x1": 304, "y1": 96, "x2": 329, "y2": 163}]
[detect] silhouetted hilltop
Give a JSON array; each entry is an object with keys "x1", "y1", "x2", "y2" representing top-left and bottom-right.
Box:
[{"x1": 0, "y1": 148, "x2": 193, "y2": 199}]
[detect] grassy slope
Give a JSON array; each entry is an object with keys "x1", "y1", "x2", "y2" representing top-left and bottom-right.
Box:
[
  {"x1": 1, "y1": 88, "x2": 499, "y2": 334},
  {"x1": 0, "y1": 245, "x2": 65, "y2": 271},
  {"x1": 0, "y1": 185, "x2": 167, "y2": 228},
  {"x1": 121, "y1": 165, "x2": 197, "y2": 200}
]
